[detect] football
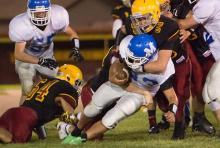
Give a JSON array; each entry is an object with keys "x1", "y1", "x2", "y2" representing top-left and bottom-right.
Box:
[{"x1": 109, "y1": 60, "x2": 129, "y2": 86}]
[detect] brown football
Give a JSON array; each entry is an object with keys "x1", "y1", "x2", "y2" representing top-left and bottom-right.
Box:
[{"x1": 109, "y1": 60, "x2": 129, "y2": 86}]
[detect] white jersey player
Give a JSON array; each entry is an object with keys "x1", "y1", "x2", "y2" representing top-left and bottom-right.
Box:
[
  {"x1": 9, "y1": 0, "x2": 82, "y2": 105},
  {"x1": 59, "y1": 34, "x2": 175, "y2": 144}
]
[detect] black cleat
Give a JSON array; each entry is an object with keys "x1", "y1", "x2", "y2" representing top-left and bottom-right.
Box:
[
  {"x1": 192, "y1": 113, "x2": 215, "y2": 135},
  {"x1": 33, "y1": 125, "x2": 47, "y2": 140},
  {"x1": 158, "y1": 115, "x2": 170, "y2": 130},
  {"x1": 148, "y1": 125, "x2": 160, "y2": 134},
  {"x1": 172, "y1": 121, "x2": 185, "y2": 140}
]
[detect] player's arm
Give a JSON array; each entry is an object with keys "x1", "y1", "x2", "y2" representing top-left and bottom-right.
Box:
[
  {"x1": 14, "y1": 42, "x2": 39, "y2": 64},
  {"x1": 64, "y1": 25, "x2": 79, "y2": 40},
  {"x1": 55, "y1": 96, "x2": 75, "y2": 113},
  {"x1": 177, "y1": 16, "x2": 198, "y2": 29},
  {"x1": 126, "y1": 82, "x2": 153, "y2": 106},
  {"x1": 143, "y1": 49, "x2": 173, "y2": 74},
  {"x1": 64, "y1": 25, "x2": 84, "y2": 62}
]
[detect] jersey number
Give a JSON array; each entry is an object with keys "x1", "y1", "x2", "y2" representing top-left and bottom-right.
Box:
[{"x1": 27, "y1": 79, "x2": 58, "y2": 102}]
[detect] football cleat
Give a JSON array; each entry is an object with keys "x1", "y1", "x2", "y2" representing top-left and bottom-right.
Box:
[
  {"x1": 172, "y1": 121, "x2": 185, "y2": 140},
  {"x1": 192, "y1": 113, "x2": 215, "y2": 135},
  {"x1": 148, "y1": 125, "x2": 160, "y2": 134},
  {"x1": 157, "y1": 115, "x2": 170, "y2": 130},
  {"x1": 62, "y1": 135, "x2": 85, "y2": 145}
]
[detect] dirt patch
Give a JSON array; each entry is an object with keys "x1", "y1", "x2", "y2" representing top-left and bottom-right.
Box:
[{"x1": 0, "y1": 89, "x2": 21, "y2": 116}]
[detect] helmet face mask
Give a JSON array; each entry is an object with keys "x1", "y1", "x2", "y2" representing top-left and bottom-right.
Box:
[
  {"x1": 27, "y1": 0, "x2": 51, "y2": 26},
  {"x1": 188, "y1": 0, "x2": 197, "y2": 4},
  {"x1": 131, "y1": 0, "x2": 160, "y2": 34},
  {"x1": 130, "y1": 13, "x2": 158, "y2": 34}
]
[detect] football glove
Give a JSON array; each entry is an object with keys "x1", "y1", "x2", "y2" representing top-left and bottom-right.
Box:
[
  {"x1": 59, "y1": 112, "x2": 78, "y2": 125},
  {"x1": 38, "y1": 57, "x2": 58, "y2": 70},
  {"x1": 69, "y1": 38, "x2": 84, "y2": 62}
]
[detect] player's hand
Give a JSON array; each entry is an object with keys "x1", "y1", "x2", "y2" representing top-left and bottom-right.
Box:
[
  {"x1": 179, "y1": 29, "x2": 191, "y2": 43},
  {"x1": 164, "y1": 111, "x2": 175, "y2": 123},
  {"x1": 38, "y1": 57, "x2": 58, "y2": 70},
  {"x1": 69, "y1": 47, "x2": 84, "y2": 62}
]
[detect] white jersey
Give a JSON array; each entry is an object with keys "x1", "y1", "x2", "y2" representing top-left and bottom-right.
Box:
[
  {"x1": 9, "y1": 5, "x2": 69, "y2": 57},
  {"x1": 131, "y1": 57, "x2": 175, "y2": 96},
  {"x1": 193, "y1": 0, "x2": 220, "y2": 60},
  {"x1": 119, "y1": 35, "x2": 175, "y2": 96}
]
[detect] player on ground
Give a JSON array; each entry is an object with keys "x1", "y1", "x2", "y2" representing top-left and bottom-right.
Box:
[{"x1": 0, "y1": 64, "x2": 83, "y2": 143}]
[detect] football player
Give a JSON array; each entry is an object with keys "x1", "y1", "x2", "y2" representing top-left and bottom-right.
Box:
[
  {"x1": 0, "y1": 64, "x2": 83, "y2": 143},
  {"x1": 9, "y1": 0, "x2": 83, "y2": 106},
  {"x1": 60, "y1": 34, "x2": 176, "y2": 144},
  {"x1": 171, "y1": 0, "x2": 216, "y2": 134}
]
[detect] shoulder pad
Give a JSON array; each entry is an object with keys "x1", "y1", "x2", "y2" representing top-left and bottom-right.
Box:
[
  {"x1": 51, "y1": 5, "x2": 69, "y2": 31},
  {"x1": 9, "y1": 13, "x2": 33, "y2": 42}
]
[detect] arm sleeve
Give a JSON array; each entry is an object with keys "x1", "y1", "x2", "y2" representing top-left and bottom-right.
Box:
[{"x1": 58, "y1": 82, "x2": 78, "y2": 109}]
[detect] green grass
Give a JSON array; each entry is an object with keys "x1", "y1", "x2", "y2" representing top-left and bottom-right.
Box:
[
  {"x1": 0, "y1": 84, "x2": 20, "y2": 90},
  {"x1": 1, "y1": 109, "x2": 220, "y2": 148}
]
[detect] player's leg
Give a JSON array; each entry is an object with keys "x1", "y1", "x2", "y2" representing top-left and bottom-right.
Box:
[
  {"x1": 190, "y1": 52, "x2": 215, "y2": 134},
  {"x1": 172, "y1": 58, "x2": 191, "y2": 140},
  {"x1": 15, "y1": 60, "x2": 36, "y2": 105},
  {"x1": 71, "y1": 81, "x2": 125, "y2": 137}
]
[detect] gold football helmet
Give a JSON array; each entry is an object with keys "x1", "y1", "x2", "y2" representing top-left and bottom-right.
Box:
[
  {"x1": 57, "y1": 64, "x2": 83, "y2": 88},
  {"x1": 131, "y1": 0, "x2": 160, "y2": 33}
]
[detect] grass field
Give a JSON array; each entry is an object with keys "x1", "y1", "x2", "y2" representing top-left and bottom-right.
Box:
[{"x1": 1, "y1": 108, "x2": 220, "y2": 148}]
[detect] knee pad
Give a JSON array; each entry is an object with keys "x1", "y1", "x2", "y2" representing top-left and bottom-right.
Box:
[
  {"x1": 102, "y1": 93, "x2": 144, "y2": 129},
  {"x1": 83, "y1": 101, "x2": 102, "y2": 118}
]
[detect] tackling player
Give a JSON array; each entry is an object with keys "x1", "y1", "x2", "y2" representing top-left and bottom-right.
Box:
[{"x1": 0, "y1": 64, "x2": 83, "y2": 143}]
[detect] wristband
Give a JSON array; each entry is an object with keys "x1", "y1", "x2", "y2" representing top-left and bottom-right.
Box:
[
  {"x1": 71, "y1": 38, "x2": 80, "y2": 48},
  {"x1": 168, "y1": 103, "x2": 177, "y2": 115}
]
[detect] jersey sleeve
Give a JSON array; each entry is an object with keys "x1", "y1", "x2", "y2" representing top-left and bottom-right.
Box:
[
  {"x1": 9, "y1": 14, "x2": 33, "y2": 42},
  {"x1": 192, "y1": 0, "x2": 215, "y2": 24},
  {"x1": 51, "y1": 5, "x2": 69, "y2": 32},
  {"x1": 58, "y1": 81, "x2": 78, "y2": 109},
  {"x1": 160, "y1": 21, "x2": 180, "y2": 50}
]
